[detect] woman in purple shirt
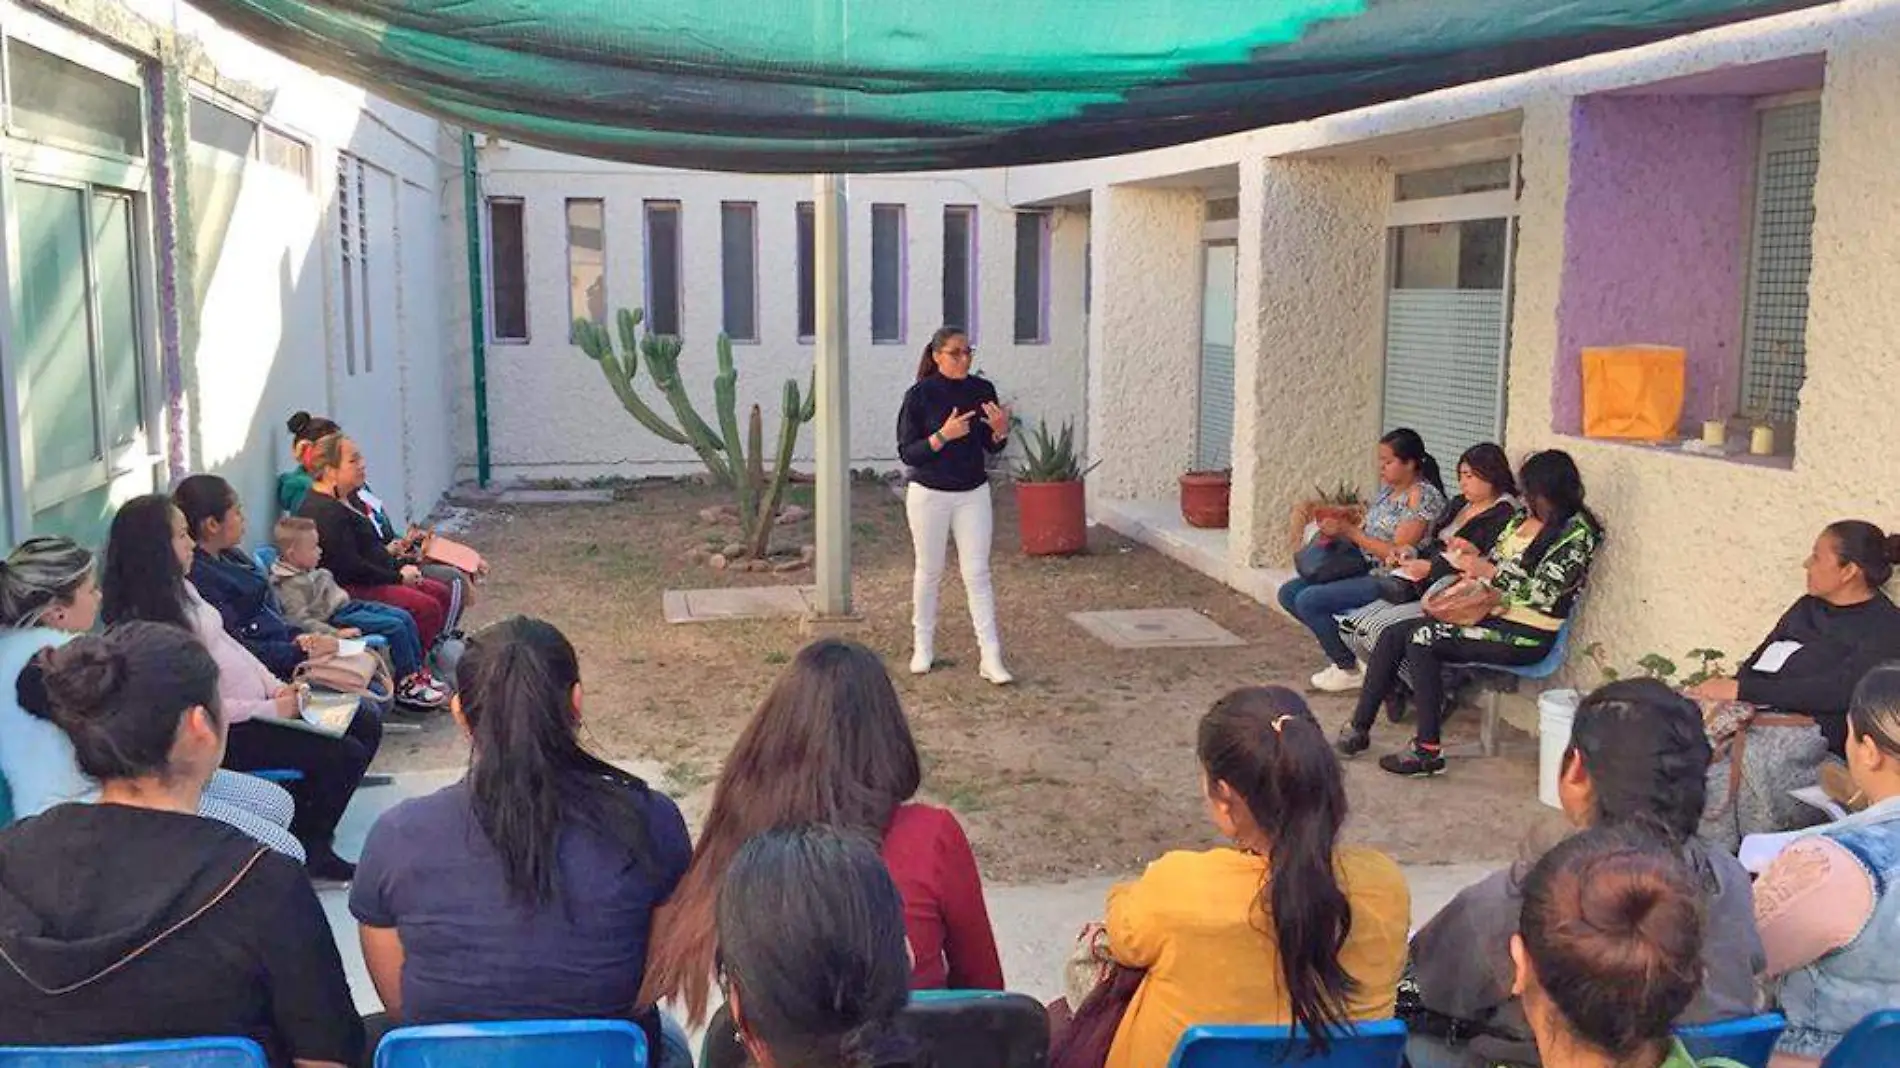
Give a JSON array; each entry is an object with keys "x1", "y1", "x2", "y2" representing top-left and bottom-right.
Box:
[{"x1": 350, "y1": 617, "x2": 692, "y2": 1065}]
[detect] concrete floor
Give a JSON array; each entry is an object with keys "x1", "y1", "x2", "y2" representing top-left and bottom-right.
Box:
[{"x1": 321, "y1": 766, "x2": 1493, "y2": 1017}]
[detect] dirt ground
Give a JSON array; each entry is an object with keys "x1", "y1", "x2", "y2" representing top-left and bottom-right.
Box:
[{"x1": 382, "y1": 479, "x2": 1562, "y2": 882}]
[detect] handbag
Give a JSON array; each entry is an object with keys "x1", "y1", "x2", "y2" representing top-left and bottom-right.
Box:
[
  {"x1": 1421, "y1": 578, "x2": 1501, "y2": 627},
  {"x1": 1373, "y1": 571, "x2": 1423, "y2": 604},
  {"x1": 1050, "y1": 943, "x2": 1146, "y2": 1068},
  {"x1": 294, "y1": 648, "x2": 393, "y2": 702},
  {"x1": 1295, "y1": 537, "x2": 1371, "y2": 584}
]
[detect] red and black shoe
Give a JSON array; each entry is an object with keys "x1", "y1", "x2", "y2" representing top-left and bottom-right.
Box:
[{"x1": 1378, "y1": 741, "x2": 1446, "y2": 778}]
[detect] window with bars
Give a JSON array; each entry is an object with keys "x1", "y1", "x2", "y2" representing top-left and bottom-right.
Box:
[{"x1": 1740, "y1": 102, "x2": 1821, "y2": 425}]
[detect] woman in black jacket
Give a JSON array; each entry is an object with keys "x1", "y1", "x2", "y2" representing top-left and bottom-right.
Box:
[
  {"x1": 1339, "y1": 443, "x2": 1520, "y2": 715},
  {"x1": 896, "y1": 327, "x2": 1013, "y2": 684}
]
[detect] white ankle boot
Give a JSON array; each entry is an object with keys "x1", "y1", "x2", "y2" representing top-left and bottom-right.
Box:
[
  {"x1": 978, "y1": 651, "x2": 1014, "y2": 685},
  {"x1": 910, "y1": 644, "x2": 935, "y2": 675}
]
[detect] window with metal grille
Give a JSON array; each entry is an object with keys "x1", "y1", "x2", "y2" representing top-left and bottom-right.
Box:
[
  {"x1": 337, "y1": 155, "x2": 359, "y2": 371},
  {"x1": 943, "y1": 205, "x2": 977, "y2": 335},
  {"x1": 721, "y1": 202, "x2": 758, "y2": 342},
  {"x1": 1740, "y1": 101, "x2": 1821, "y2": 424},
  {"x1": 796, "y1": 202, "x2": 815, "y2": 341},
  {"x1": 644, "y1": 200, "x2": 682, "y2": 336},
  {"x1": 871, "y1": 204, "x2": 906, "y2": 343}
]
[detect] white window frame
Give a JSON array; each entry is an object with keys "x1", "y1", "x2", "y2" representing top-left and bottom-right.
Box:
[
  {"x1": 565, "y1": 197, "x2": 607, "y2": 341},
  {"x1": 643, "y1": 199, "x2": 683, "y2": 337},
  {"x1": 942, "y1": 204, "x2": 979, "y2": 340},
  {"x1": 720, "y1": 200, "x2": 760, "y2": 344},
  {"x1": 1012, "y1": 210, "x2": 1053, "y2": 345},
  {"x1": 484, "y1": 195, "x2": 529, "y2": 344},
  {"x1": 870, "y1": 203, "x2": 907, "y2": 345}
]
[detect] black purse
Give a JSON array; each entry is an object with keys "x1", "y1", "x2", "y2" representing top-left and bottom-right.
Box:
[
  {"x1": 1373, "y1": 572, "x2": 1423, "y2": 603},
  {"x1": 1294, "y1": 537, "x2": 1371, "y2": 584}
]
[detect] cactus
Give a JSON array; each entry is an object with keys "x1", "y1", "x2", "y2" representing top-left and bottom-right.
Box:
[{"x1": 576, "y1": 308, "x2": 816, "y2": 556}]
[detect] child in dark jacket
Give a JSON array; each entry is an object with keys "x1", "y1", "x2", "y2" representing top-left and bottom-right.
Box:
[{"x1": 271, "y1": 518, "x2": 446, "y2": 709}]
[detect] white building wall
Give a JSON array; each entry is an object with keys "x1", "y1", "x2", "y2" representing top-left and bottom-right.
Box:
[{"x1": 465, "y1": 151, "x2": 1088, "y2": 481}]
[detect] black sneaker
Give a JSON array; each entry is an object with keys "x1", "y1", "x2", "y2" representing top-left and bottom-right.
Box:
[
  {"x1": 1335, "y1": 726, "x2": 1371, "y2": 759},
  {"x1": 306, "y1": 847, "x2": 357, "y2": 886},
  {"x1": 1379, "y1": 744, "x2": 1446, "y2": 778}
]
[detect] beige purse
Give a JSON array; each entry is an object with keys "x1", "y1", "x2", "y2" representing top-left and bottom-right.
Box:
[{"x1": 294, "y1": 648, "x2": 392, "y2": 701}]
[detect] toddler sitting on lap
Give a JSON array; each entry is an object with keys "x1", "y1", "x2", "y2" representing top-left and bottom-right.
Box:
[{"x1": 271, "y1": 517, "x2": 447, "y2": 709}]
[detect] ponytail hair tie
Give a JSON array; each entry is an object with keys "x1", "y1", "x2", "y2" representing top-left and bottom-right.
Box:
[{"x1": 1270, "y1": 715, "x2": 1294, "y2": 734}]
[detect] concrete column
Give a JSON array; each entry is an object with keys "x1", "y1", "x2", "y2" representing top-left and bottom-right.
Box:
[
  {"x1": 1084, "y1": 184, "x2": 1203, "y2": 508},
  {"x1": 1230, "y1": 156, "x2": 1388, "y2": 570}
]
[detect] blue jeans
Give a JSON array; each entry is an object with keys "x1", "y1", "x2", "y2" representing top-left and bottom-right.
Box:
[
  {"x1": 1276, "y1": 575, "x2": 1384, "y2": 668},
  {"x1": 333, "y1": 599, "x2": 424, "y2": 679}
]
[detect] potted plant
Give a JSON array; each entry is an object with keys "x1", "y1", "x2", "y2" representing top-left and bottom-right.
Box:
[
  {"x1": 1288, "y1": 481, "x2": 1365, "y2": 551},
  {"x1": 1015, "y1": 419, "x2": 1096, "y2": 556},
  {"x1": 1179, "y1": 468, "x2": 1232, "y2": 529}
]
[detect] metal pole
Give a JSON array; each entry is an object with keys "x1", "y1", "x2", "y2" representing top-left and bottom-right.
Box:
[
  {"x1": 462, "y1": 132, "x2": 492, "y2": 487},
  {"x1": 812, "y1": 173, "x2": 851, "y2": 616}
]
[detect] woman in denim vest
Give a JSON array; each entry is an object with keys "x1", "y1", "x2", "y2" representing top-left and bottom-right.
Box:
[{"x1": 1753, "y1": 661, "x2": 1900, "y2": 1066}]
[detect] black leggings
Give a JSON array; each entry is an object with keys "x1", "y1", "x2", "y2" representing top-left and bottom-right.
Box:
[
  {"x1": 1350, "y1": 618, "x2": 1553, "y2": 746},
  {"x1": 223, "y1": 703, "x2": 382, "y2": 853}
]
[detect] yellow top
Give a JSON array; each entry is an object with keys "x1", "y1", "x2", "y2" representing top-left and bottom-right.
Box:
[{"x1": 1103, "y1": 845, "x2": 1410, "y2": 1068}]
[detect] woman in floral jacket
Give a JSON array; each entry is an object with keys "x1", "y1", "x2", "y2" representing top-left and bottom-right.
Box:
[{"x1": 1336, "y1": 450, "x2": 1602, "y2": 779}]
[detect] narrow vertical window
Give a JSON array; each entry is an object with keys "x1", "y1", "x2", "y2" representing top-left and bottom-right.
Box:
[
  {"x1": 721, "y1": 202, "x2": 759, "y2": 342},
  {"x1": 487, "y1": 198, "x2": 528, "y2": 342},
  {"x1": 943, "y1": 205, "x2": 977, "y2": 335},
  {"x1": 644, "y1": 200, "x2": 682, "y2": 336},
  {"x1": 1014, "y1": 210, "x2": 1051, "y2": 344}
]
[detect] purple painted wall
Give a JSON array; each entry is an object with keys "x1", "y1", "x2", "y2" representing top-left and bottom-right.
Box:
[{"x1": 1554, "y1": 95, "x2": 1755, "y2": 433}]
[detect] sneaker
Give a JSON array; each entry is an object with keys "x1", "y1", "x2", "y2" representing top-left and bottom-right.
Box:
[
  {"x1": 909, "y1": 649, "x2": 934, "y2": 675},
  {"x1": 306, "y1": 847, "x2": 357, "y2": 886},
  {"x1": 396, "y1": 676, "x2": 448, "y2": 709},
  {"x1": 1335, "y1": 726, "x2": 1371, "y2": 758},
  {"x1": 1379, "y1": 743, "x2": 1447, "y2": 778},
  {"x1": 1310, "y1": 664, "x2": 1365, "y2": 693},
  {"x1": 979, "y1": 656, "x2": 1015, "y2": 686}
]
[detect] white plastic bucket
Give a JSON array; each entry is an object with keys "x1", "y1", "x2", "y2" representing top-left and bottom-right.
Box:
[{"x1": 1538, "y1": 689, "x2": 1583, "y2": 810}]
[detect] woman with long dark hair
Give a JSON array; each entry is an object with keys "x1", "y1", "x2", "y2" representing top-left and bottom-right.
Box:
[
  {"x1": 1406, "y1": 680, "x2": 1762, "y2": 1068},
  {"x1": 1280, "y1": 427, "x2": 1447, "y2": 693},
  {"x1": 1688, "y1": 520, "x2": 1900, "y2": 849},
  {"x1": 896, "y1": 326, "x2": 1013, "y2": 684},
  {"x1": 1751, "y1": 663, "x2": 1900, "y2": 1067},
  {"x1": 1512, "y1": 825, "x2": 1719, "y2": 1068},
  {"x1": 0, "y1": 623, "x2": 360, "y2": 1064},
  {"x1": 350, "y1": 617, "x2": 693, "y2": 1065},
  {"x1": 1339, "y1": 449, "x2": 1601, "y2": 778},
  {"x1": 102, "y1": 494, "x2": 380, "y2": 880},
  {"x1": 1339, "y1": 442, "x2": 1520, "y2": 706},
  {"x1": 641, "y1": 639, "x2": 1003, "y2": 1024},
  {"x1": 718, "y1": 825, "x2": 917, "y2": 1068},
  {"x1": 0, "y1": 534, "x2": 302, "y2": 858},
  {"x1": 1100, "y1": 687, "x2": 1408, "y2": 1068}
]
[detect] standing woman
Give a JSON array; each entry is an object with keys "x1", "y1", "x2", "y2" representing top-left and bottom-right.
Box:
[{"x1": 896, "y1": 327, "x2": 1013, "y2": 684}]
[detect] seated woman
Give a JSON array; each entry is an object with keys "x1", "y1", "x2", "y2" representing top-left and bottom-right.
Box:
[
  {"x1": 0, "y1": 622, "x2": 361, "y2": 1065},
  {"x1": 298, "y1": 433, "x2": 458, "y2": 655},
  {"x1": 1339, "y1": 442, "x2": 1520, "y2": 713},
  {"x1": 1100, "y1": 687, "x2": 1409, "y2": 1068},
  {"x1": 1338, "y1": 450, "x2": 1601, "y2": 778},
  {"x1": 350, "y1": 616, "x2": 693, "y2": 1066},
  {"x1": 282, "y1": 411, "x2": 472, "y2": 622},
  {"x1": 1279, "y1": 428, "x2": 1447, "y2": 693},
  {"x1": 1405, "y1": 681, "x2": 1763, "y2": 1068},
  {"x1": 103, "y1": 495, "x2": 381, "y2": 881},
  {"x1": 640, "y1": 639, "x2": 1004, "y2": 1024},
  {"x1": 718, "y1": 826, "x2": 917, "y2": 1068},
  {"x1": 1688, "y1": 521, "x2": 1900, "y2": 850},
  {"x1": 0, "y1": 535, "x2": 302, "y2": 859},
  {"x1": 1513, "y1": 825, "x2": 1739, "y2": 1068},
  {"x1": 1750, "y1": 662, "x2": 1900, "y2": 1068},
  {"x1": 175, "y1": 473, "x2": 446, "y2": 709}
]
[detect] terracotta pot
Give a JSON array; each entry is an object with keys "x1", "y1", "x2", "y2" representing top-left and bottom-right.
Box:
[
  {"x1": 1179, "y1": 470, "x2": 1231, "y2": 529},
  {"x1": 1016, "y1": 480, "x2": 1087, "y2": 556},
  {"x1": 1311, "y1": 504, "x2": 1366, "y2": 525}
]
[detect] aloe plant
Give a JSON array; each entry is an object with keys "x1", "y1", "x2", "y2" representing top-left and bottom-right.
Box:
[
  {"x1": 1016, "y1": 419, "x2": 1098, "y2": 483},
  {"x1": 576, "y1": 308, "x2": 815, "y2": 557}
]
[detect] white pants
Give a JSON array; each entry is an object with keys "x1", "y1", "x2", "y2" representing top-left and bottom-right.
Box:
[{"x1": 906, "y1": 482, "x2": 1002, "y2": 657}]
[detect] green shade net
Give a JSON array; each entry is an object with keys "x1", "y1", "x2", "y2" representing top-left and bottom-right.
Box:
[{"x1": 192, "y1": 0, "x2": 1823, "y2": 171}]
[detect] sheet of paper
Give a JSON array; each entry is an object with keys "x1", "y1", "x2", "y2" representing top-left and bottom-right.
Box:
[
  {"x1": 1739, "y1": 830, "x2": 1804, "y2": 874},
  {"x1": 336, "y1": 637, "x2": 367, "y2": 658},
  {"x1": 1789, "y1": 784, "x2": 1849, "y2": 822},
  {"x1": 1751, "y1": 640, "x2": 1804, "y2": 674}
]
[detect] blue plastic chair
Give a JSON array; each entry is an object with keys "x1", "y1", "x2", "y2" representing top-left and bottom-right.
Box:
[
  {"x1": 1449, "y1": 614, "x2": 1578, "y2": 757},
  {"x1": 0, "y1": 1037, "x2": 268, "y2": 1068},
  {"x1": 1677, "y1": 1013, "x2": 1786, "y2": 1067},
  {"x1": 1822, "y1": 1010, "x2": 1900, "y2": 1067},
  {"x1": 250, "y1": 546, "x2": 279, "y2": 572},
  {"x1": 375, "y1": 1020, "x2": 646, "y2": 1068},
  {"x1": 1166, "y1": 1020, "x2": 1408, "y2": 1068},
  {"x1": 249, "y1": 769, "x2": 304, "y2": 785}
]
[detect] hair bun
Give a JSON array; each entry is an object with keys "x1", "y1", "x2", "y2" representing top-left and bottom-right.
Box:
[
  {"x1": 16, "y1": 655, "x2": 51, "y2": 720},
  {"x1": 286, "y1": 411, "x2": 311, "y2": 435},
  {"x1": 39, "y1": 642, "x2": 127, "y2": 724}
]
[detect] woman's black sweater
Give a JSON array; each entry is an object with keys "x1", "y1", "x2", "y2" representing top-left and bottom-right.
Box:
[
  {"x1": 896, "y1": 374, "x2": 1007, "y2": 492},
  {"x1": 1737, "y1": 591, "x2": 1900, "y2": 754},
  {"x1": 298, "y1": 489, "x2": 404, "y2": 587}
]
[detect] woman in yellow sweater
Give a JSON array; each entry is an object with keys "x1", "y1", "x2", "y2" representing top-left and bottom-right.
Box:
[{"x1": 1103, "y1": 687, "x2": 1410, "y2": 1068}]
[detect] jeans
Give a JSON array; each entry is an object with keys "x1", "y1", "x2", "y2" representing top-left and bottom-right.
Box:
[
  {"x1": 906, "y1": 482, "x2": 1002, "y2": 658},
  {"x1": 1275, "y1": 575, "x2": 1384, "y2": 668},
  {"x1": 333, "y1": 599, "x2": 425, "y2": 679}
]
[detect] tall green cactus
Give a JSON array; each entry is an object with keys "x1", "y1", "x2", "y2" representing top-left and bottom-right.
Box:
[{"x1": 576, "y1": 308, "x2": 816, "y2": 557}]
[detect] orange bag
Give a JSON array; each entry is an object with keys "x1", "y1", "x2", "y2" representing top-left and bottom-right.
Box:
[
  {"x1": 1580, "y1": 345, "x2": 1685, "y2": 441},
  {"x1": 422, "y1": 534, "x2": 487, "y2": 578}
]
